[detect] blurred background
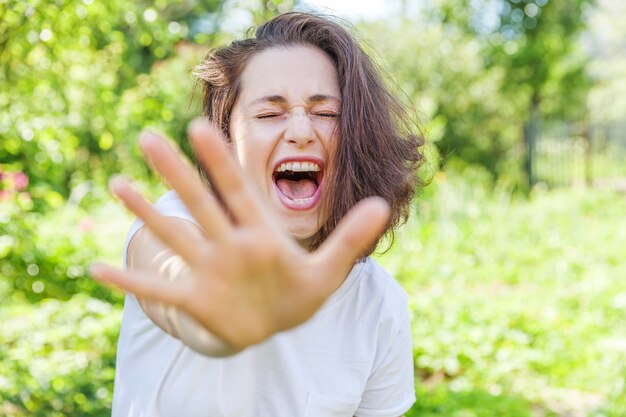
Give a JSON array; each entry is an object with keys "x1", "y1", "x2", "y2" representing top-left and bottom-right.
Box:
[{"x1": 1, "y1": 0, "x2": 625, "y2": 415}]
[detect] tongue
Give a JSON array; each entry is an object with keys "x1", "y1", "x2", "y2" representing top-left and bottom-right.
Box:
[{"x1": 276, "y1": 178, "x2": 317, "y2": 200}]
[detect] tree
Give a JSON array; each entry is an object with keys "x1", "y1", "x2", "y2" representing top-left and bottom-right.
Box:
[
  {"x1": 486, "y1": 0, "x2": 594, "y2": 185},
  {"x1": 0, "y1": 0, "x2": 222, "y2": 204},
  {"x1": 361, "y1": 0, "x2": 594, "y2": 185}
]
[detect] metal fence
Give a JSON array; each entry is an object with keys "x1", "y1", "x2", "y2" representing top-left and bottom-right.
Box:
[{"x1": 533, "y1": 120, "x2": 626, "y2": 189}]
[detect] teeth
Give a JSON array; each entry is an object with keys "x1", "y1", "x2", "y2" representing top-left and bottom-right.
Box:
[{"x1": 275, "y1": 161, "x2": 321, "y2": 172}]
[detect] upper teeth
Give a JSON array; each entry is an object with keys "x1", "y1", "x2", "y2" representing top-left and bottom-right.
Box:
[{"x1": 275, "y1": 162, "x2": 321, "y2": 172}]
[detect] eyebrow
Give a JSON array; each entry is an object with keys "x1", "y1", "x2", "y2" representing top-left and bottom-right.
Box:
[{"x1": 249, "y1": 94, "x2": 341, "y2": 106}]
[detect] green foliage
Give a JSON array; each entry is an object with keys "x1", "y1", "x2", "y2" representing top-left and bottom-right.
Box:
[
  {"x1": 0, "y1": 0, "x2": 221, "y2": 204},
  {"x1": 408, "y1": 384, "x2": 548, "y2": 417},
  {"x1": 364, "y1": 20, "x2": 524, "y2": 179},
  {"x1": 379, "y1": 169, "x2": 626, "y2": 416},
  {"x1": 0, "y1": 295, "x2": 120, "y2": 416},
  {"x1": 0, "y1": 174, "x2": 134, "y2": 301},
  {"x1": 489, "y1": 0, "x2": 593, "y2": 125},
  {"x1": 361, "y1": 0, "x2": 594, "y2": 182}
]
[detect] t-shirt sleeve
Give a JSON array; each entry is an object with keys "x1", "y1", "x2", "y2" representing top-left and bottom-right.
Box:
[{"x1": 355, "y1": 296, "x2": 416, "y2": 417}]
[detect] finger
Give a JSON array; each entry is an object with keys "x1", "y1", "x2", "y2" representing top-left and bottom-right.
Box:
[
  {"x1": 110, "y1": 177, "x2": 206, "y2": 265},
  {"x1": 188, "y1": 119, "x2": 267, "y2": 226},
  {"x1": 139, "y1": 131, "x2": 231, "y2": 238},
  {"x1": 90, "y1": 262, "x2": 188, "y2": 307},
  {"x1": 313, "y1": 197, "x2": 390, "y2": 290}
]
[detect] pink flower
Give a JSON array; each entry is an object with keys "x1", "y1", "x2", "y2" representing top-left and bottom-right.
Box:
[{"x1": 13, "y1": 172, "x2": 29, "y2": 191}]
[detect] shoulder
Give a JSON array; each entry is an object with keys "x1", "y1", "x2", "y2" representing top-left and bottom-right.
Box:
[
  {"x1": 123, "y1": 190, "x2": 197, "y2": 267},
  {"x1": 360, "y1": 258, "x2": 410, "y2": 314},
  {"x1": 153, "y1": 190, "x2": 194, "y2": 220},
  {"x1": 126, "y1": 190, "x2": 194, "y2": 237},
  {"x1": 349, "y1": 258, "x2": 411, "y2": 335}
]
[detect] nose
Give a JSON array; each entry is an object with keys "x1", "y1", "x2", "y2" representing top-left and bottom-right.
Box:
[{"x1": 284, "y1": 107, "x2": 315, "y2": 147}]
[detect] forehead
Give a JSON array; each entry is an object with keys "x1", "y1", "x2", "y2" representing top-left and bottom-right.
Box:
[{"x1": 238, "y1": 45, "x2": 340, "y2": 105}]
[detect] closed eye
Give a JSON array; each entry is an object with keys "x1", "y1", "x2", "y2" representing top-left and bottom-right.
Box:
[
  {"x1": 256, "y1": 111, "x2": 338, "y2": 119},
  {"x1": 256, "y1": 113, "x2": 282, "y2": 119}
]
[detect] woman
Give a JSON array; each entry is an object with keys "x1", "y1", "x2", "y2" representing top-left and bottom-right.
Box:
[{"x1": 91, "y1": 11, "x2": 423, "y2": 417}]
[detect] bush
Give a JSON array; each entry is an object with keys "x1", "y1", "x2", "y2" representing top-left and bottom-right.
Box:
[
  {"x1": 0, "y1": 295, "x2": 120, "y2": 416},
  {"x1": 0, "y1": 176, "x2": 131, "y2": 302}
]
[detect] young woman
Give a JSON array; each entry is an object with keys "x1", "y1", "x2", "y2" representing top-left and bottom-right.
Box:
[{"x1": 90, "y1": 12, "x2": 423, "y2": 417}]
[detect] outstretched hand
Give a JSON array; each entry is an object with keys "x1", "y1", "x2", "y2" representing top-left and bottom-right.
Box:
[{"x1": 90, "y1": 120, "x2": 390, "y2": 350}]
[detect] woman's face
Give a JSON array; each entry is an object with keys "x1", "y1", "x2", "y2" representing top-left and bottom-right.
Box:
[{"x1": 229, "y1": 45, "x2": 341, "y2": 244}]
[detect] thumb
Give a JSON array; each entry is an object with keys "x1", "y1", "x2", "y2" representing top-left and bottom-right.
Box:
[{"x1": 312, "y1": 197, "x2": 390, "y2": 291}]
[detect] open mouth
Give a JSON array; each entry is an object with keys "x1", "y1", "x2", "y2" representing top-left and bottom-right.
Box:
[{"x1": 272, "y1": 158, "x2": 324, "y2": 210}]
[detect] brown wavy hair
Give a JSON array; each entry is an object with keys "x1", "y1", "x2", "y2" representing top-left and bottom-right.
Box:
[{"x1": 193, "y1": 12, "x2": 424, "y2": 256}]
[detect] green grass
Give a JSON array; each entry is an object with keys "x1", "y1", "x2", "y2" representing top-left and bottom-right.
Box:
[{"x1": 378, "y1": 168, "x2": 626, "y2": 416}]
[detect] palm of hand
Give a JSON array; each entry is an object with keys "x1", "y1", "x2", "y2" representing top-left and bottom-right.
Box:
[
  {"x1": 177, "y1": 229, "x2": 331, "y2": 349},
  {"x1": 91, "y1": 120, "x2": 389, "y2": 350}
]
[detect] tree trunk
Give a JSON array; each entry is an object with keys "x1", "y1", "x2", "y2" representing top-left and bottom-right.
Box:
[
  {"x1": 583, "y1": 122, "x2": 592, "y2": 187},
  {"x1": 524, "y1": 92, "x2": 541, "y2": 187}
]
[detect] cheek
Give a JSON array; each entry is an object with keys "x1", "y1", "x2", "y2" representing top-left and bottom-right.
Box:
[
  {"x1": 232, "y1": 124, "x2": 278, "y2": 174},
  {"x1": 313, "y1": 120, "x2": 339, "y2": 151}
]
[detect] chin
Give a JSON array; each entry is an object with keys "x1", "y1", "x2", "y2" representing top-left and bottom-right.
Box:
[
  {"x1": 286, "y1": 223, "x2": 318, "y2": 248},
  {"x1": 271, "y1": 198, "x2": 324, "y2": 248},
  {"x1": 288, "y1": 226, "x2": 316, "y2": 241}
]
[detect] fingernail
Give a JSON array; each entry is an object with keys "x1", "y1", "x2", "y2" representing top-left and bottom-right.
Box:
[
  {"x1": 189, "y1": 118, "x2": 209, "y2": 136},
  {"x1": 89, "y1": 262, "x2": 106, "y2": 278},
  {"x1": 108, "y1": 176, "x2": 126, "y2": 195},
  {"x1": 139, "y1": 131, "x2": 158, "y2": 150}
]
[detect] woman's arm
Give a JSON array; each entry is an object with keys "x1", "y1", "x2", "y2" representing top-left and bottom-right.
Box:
[{"x1": 127, "y1": 219, "x2": 239, "y2": 356}]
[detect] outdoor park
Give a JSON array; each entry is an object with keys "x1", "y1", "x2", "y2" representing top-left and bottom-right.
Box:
[{"x1": 1, "y1": 0, "x2": 625, "y2": 415}]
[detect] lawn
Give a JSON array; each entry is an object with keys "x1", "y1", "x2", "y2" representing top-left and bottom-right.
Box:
[{"x1": 379, "y1": 169, "x2": 626, "y2": 417}]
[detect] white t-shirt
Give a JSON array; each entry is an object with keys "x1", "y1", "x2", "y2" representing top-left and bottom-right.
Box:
[{"x1": 112, "y1": 191, "x2": 416, "y2": 417}]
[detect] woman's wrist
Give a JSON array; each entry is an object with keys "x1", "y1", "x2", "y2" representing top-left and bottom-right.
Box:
[{"x1": 164, "y1": 303, "x2": 242, "y2": 357}]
